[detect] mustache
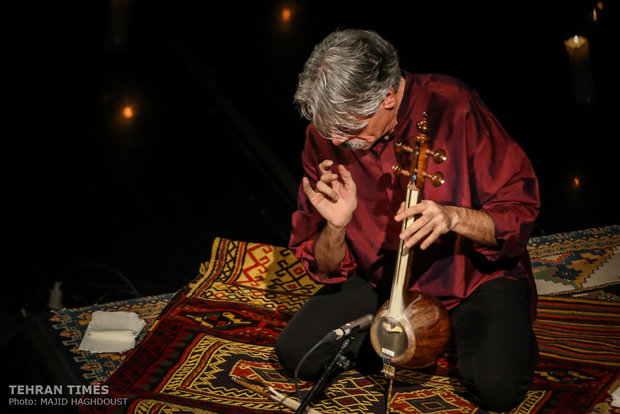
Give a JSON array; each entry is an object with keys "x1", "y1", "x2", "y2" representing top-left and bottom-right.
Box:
[{"x1": 342, "y1": 140, "x2": 369, "y2": 151}]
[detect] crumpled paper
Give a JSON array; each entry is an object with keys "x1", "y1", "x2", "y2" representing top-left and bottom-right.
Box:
[{"x1": 79, "y1": 311, "x2": 146, "y2": 353}]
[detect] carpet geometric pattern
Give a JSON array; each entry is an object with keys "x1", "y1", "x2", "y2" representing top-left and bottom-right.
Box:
[
  {"x1": 528, "y1": 225, "x2": 620, "y2": 295},
  {"x1": 189, "y1": 238, "x2": 322, "y2": 314},
  {"x1": 74, "y1": 235, "x2": 620, "y2": 414},
  {"x1": 47, "y1": 293, "x2": 174, "y2": 384}
]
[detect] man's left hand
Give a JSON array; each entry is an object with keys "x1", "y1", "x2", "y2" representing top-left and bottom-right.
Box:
[
  {"x1": 394, "y1": 200, "x2": 457, "y2": 250},
  {"x1": 395, "y1": 200, "x2": 499, "y2": 249}
]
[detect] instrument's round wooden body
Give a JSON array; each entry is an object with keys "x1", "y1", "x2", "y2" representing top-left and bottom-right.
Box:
[{"x1": 370, "y1": 290, "x2": 451, "y2": 368}]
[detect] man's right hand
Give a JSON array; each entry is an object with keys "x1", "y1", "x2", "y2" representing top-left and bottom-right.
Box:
[{"x1": 302, "y1": 160, "x2": 357, "y2": 229}]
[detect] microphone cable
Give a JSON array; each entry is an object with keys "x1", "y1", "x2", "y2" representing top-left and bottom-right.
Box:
[{"x1": 293, "y1": 336, "x2": 328, "y2": 406}]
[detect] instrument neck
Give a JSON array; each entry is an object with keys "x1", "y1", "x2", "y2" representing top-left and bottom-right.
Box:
[{"x1": 387, "y1": 185, "x2": 419, "y2": 319}]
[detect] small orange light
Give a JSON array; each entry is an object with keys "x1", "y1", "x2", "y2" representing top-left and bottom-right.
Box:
[
  {"x1": 123, "y1": 106, "x2": 134, "y2": 119},
  {"x1": 281, "y1": 8, "x2": 291, "y2": 23},
  {"x1": 573, "y1": 177, "x2": 580, "y2": 187}
]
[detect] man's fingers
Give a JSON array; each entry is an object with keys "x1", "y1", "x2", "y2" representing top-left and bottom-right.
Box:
[
  {"x1": 306, "y1": 161, "x2": 355, "y2": 206},
  {"x1": 338, "y1": 164, "x2": 356, "y2": 191},
  {"x1": 318, "y1": 159, "x2": 334, "y2": 173},
  {"x1": 303, "y1": 177, "x2": 338, "y2": 207},
  {"x1": 400, "y1": 213, "x2": 427, "y2": 240},
  {"x1": 315, "y1": 179, "x2": 340, "y2": 201},
  {"x1": 399, "y1": 204, "x2": 450, "y2": 249},
  {"x1": 319, "y1": 172, "x2": 339, "y2": 185},
  {"x1": 302, "y1": 177, "x2": 318, "y2": 198},
  {"x1": 419, "y1": 227, "x2": 442, "y2": 250},
  {"x1": 403, "y1": 219, "x2": 432, "y2": 248},
  {"x1": 395, "y1": 203, "x2": 422, "y2": 222}
]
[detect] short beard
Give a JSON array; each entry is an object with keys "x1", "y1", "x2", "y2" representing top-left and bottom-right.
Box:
[{"x1": 342, "y1": 140, "x2": 368, "y2": 151}]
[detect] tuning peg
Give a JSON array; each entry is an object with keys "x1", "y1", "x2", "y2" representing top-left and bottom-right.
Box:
[
  {"x1": 426, "y1": 148, "x2": 447, "y2": 164},
  {"x1": 394, "y1": 142, "x2": 414, "y2": 153},
  {"x1": 392, "y1": 165, "x2": 411, "y2": 177},
  {"x1": 424, "y1": 171, "x2": 444, "y2": 187},
  {"x1": 416, "y1": 112, "x2": 431, "y2": 134}
]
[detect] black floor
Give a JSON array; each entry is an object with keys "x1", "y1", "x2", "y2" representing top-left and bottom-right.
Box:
[{"x1": 5, "y1": 1, "x2": 617, "y2": 324}]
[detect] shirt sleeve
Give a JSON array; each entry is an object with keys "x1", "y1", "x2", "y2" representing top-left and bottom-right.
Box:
[
  {"x1": 464, "y1": 92, "x2": 540, "y2": 262},
  {"x1": 288, "y1": 126, "x2": 358, "y2": 283}
]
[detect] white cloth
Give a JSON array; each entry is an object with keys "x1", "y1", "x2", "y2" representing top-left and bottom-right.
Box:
[{"x1": 79, "y1": 311, "x2": 146, "y2": 353}]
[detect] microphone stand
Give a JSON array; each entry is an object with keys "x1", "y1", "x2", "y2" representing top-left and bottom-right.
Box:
[{"x1": 294, "y1": 335, "x2": 354, "y2": 414}]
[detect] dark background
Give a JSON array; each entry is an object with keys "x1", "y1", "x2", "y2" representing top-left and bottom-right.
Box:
[{"x1": 4, "y1": 1, "x2": 616, "y2": 322}]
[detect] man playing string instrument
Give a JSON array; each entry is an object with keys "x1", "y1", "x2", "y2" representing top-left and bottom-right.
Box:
[{"x1": 275, "y1": 29, "x2": 540, "y2": 412}]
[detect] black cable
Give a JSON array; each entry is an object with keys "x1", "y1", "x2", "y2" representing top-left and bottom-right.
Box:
[{"x1": 293, "y1": 336, "x2": 328, "y2": 406}]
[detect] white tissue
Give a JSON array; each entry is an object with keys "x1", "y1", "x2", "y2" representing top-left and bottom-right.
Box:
[
  {"x1": 79, "y1": 311, "x2": 146, "y2": 353},
  {"x1": 612, "y1": 386, "x2": 620, "y2": 408}
]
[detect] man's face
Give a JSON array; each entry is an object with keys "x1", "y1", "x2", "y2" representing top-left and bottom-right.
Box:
[{"x1": 331, "y1": 97, "x2": 398, "y2": 151}]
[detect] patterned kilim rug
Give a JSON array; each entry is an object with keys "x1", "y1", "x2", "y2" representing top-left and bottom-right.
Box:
[
  {"x1": 73, "y1": 236, "x2": 620, "y2": 414},
  {"x1": 47, "y1": 293, "x2": 175, "y2": 384},
  {"x1": 528, "y1": 225, "x2": 620, "y2": 295}
]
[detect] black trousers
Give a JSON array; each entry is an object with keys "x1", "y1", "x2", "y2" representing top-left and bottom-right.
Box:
[{"x1": 275, "y1": 276, "x2": 538, "y2": 412}]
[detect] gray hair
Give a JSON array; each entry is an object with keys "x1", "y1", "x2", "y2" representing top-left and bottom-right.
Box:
[{"x1": 294, "y1": 29, "x2": 401, "y2": 139}]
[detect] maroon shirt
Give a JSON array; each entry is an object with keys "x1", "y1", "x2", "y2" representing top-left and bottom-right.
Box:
[{"x1": 289, "y1": 72, "x2": 540, "y2": 310}]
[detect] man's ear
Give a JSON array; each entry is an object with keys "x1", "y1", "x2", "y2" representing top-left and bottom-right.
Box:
[{"x1": 383, "y1": 88, "x2": 396, "y2": 109}]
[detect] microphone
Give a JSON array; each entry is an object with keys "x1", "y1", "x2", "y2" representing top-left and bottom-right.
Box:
[{"x1": 323, "y1": 314, "x2": 374, "y2": 343}]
